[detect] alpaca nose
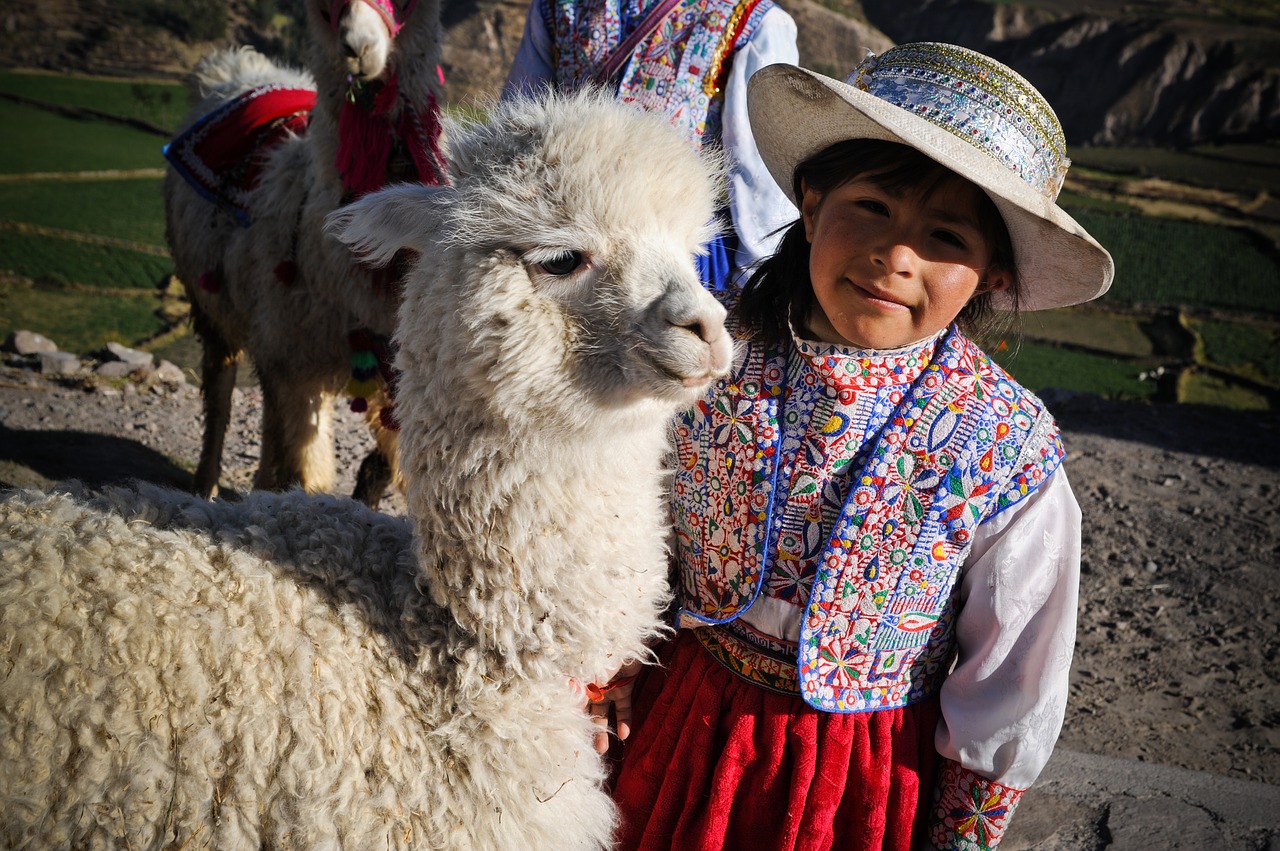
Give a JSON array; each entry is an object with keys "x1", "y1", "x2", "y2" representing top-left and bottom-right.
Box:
[
  {"x1": 673, "y1": 293, "x2": 726, "y2": 341},
  {"x1": 678, "y1": 316, "x2": 713, "y2": 343}
]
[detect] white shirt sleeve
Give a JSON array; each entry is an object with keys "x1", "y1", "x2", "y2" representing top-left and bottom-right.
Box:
[
  {"x1": 935, "y1": 467, "x2": 1082, "y2": 790},
  {"x1": 720, "y1": 5, "x2": 800, "y2": 276},
  {"x1": 503, "y1": 0, "x2": 555, "y2": 99}
]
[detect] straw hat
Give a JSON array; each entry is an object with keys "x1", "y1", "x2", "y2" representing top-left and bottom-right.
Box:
[{"x1": 747, "y1": 42, "x2": 1114, "y2": 311}]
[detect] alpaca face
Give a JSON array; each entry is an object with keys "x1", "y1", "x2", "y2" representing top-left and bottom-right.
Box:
[
  {"x1": 511, "y1": 233, "x2": 733, "y2": 410},
  {"x1": 317, "y1": 0, "x2": 404, "y2": 82},
  {"x1": 328, "y1": 91, "x2": 735, "y2": 420},
  {"x1": 337, "y1": 0, "x2": 393, "y2": 80}
]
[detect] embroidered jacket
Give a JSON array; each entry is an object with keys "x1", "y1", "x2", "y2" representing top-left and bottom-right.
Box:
[
  {"x1": 672, "y1": 323, "x2": 1064, "y2": 714},
  {"x1": 542, "y1": 0, "x2": 774, "y2": 149}
]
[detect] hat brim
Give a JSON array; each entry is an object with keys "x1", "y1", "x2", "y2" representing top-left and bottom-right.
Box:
[{"x1": 747, "y1": 63, "x2": 1114, "y2": 311}]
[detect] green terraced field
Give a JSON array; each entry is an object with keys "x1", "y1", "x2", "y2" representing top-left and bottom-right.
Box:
[
  {"x1": 0, "y1": 177, "x2": 167, "y2": 247},
  {"x1": 991, "y1": 341, "x2": 1162, "y2": 403},
  {"x1": 0, "y1": 280, "x2": 167, "y2": 354},
  {"x1": 0, "y1": 72, "x2": 1275, "y2": 410},
  {"x1": 0, "y1": 100, "x2": 169, "y2": 174},
  {"x1": 1071, "y1": 211, "x2": 1280, "y2": 314},
  {"x1": 0, "y1": 229, "x2": 171, "y2": 291},
  {"x1": 0, "y1": 71, "x2": 188, "y2": 133}
]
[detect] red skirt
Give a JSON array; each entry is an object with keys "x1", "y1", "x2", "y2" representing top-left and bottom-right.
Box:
[{"x1": 611, "y1": 630, "x2": 941, "y2": 851}]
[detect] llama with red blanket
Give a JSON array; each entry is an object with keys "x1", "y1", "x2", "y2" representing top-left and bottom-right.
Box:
[{"x1": 164, "y1": 0, "x2": 444, "y2": 505}]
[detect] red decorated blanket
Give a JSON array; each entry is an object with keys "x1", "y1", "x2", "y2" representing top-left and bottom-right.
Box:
[{"x1": 163, "y1": 85, "x2": 317, "y2": 225}]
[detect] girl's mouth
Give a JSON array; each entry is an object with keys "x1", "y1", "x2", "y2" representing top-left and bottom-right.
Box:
[{"x1": 851, "y1": 280, "x2": 908, "y2": 309}]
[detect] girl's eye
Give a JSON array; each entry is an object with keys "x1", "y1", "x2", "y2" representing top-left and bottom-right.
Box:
[
  {"x1": 858, "y1": 199, "x2": 889, "y2": 215},
  {"x1": 932, "y1": 230, "x2": 966, "y2": 248},
  {"x1": 535, "y1": 251, "x2": 586, "y2": 277}
]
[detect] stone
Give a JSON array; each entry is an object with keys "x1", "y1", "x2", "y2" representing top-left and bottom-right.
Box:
[
  {"x1": 1107, "y1": 797, "x2": 1226, "y2": 849},
  {"x1": 96, "y1": 361, "x2": 134, "y2": 380},
  {"x1": 37, "y1": 351, "x2": 80, "y2": 376},
  {"x1": 4, "y1": 330, "x2": 58, "y2": 355},
  {"x1": 153, "y1": 359, "x2": 187, "y2": 384},
  {"x1": 104, "y1": 341, "x2": 154, "y2": 368}
]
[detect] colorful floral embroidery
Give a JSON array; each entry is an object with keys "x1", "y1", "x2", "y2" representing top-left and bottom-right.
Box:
[
  {"x1": 544, "y1": 0, "x2": 773, "y2": 148},
  {"x1": 673, "y1": 320, "x2": 1065, "y2": 713},
  {"x1": 929, "y1": 759, "x2": 1024, "y2": 850}
]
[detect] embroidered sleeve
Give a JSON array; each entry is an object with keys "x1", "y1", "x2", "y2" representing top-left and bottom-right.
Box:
[{"x1": 927, "y1": 758, "x2": 1025, "y2": 849}]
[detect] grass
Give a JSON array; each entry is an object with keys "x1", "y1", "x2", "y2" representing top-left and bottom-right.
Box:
[
  {"x1": 0, "y1": 178, "x2": 167, "y2": 246},
  {"x1": 0, "y1": 71, "x2": 189, "y2": 133},
  {"x1": 992, "y1": 341, "x2": 1161, "y2": 402},
  {"x1": 1071, "y1": 211, "x2": 1280, "y2": 314},
  {"x1": 0, "y1": 280, "x2": 168, "y2": 354},
  {"x1": 1190, "y1": 317, "x2": 1280, "y2": 386},
  {"x1": 0, "y1": 230, "x2": 171, "y2": 291},
  {"x1": 0, "y1": 100, "x2": 169, "y2": 175},
  {"x1": 1179, "y1": 370, "x2": 1273, "y2": 411},
  {"x1": 1018, "y1": 307, "x2": 1155, "y2": 357}
]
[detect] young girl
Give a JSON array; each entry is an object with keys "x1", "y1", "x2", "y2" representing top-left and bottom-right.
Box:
[{"x1": 588, "y1": 42, "x2": 1115, "y2": 850}]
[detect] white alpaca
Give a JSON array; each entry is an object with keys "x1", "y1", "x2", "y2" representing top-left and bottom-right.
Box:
[
  {"x1": 0, "y1": 91, "x2": 730, "y2": 849},
  {"x1": 164, "y1": 0, "x2": 444, "y2": 506}
]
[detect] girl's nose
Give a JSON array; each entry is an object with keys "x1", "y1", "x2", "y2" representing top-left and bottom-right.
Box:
[{"x1": 870, "y1": 239, "x2": 919, "y2": 276}]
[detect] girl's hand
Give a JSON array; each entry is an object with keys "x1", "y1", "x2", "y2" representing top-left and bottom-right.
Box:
[{"x1": 586, "y1": 659, "x2": 646, "y2": 755}]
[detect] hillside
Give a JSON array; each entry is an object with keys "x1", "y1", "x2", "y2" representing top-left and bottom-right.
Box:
[
  {"x1": 857, "y1": 0, "x2": 1280, "y2": 146},
  {"x1": 1, "y1": 0, "x2": 1275, "y2": 147}
]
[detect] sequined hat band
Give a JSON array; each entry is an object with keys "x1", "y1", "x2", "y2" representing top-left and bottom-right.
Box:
[{"x1": 847, "y1": 44, "x2": 1070, "y2": 201}]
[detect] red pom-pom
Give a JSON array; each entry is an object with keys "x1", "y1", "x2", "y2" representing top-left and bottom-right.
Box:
[
  {"x1": 198, "y1": 270, "x2": 221, "y2": 293},
  {"x1": 274, "y1": 260, "x2": 298, "y2": 286},
  {"x1": 379, "y1": 405, "x2": 400, "y2": 431},
  {"x1": 349, "y1": 397, "x2": 369, "y2": 413}
]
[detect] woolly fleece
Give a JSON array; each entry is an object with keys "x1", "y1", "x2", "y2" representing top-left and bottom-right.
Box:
[{"x1": 1, "y1": 91, "x2": 729, "y2": 849}]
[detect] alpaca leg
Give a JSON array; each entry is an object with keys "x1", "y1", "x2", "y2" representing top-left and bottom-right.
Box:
[
  {"x1": 352, "y1": 425, "x2": 399, "y2": 508},
  {"x1": 352, "y1": 449, "x2": 392, "y2": 508},
  {"x1": 191, "y1": 303, "x2": 241, "y2": 499},
  {"x1": 254, "y1": 378, "x2": 337, "y2": 493},
  {"x1": 351, "y1": 394, "x2": 400, "y2": 508}
]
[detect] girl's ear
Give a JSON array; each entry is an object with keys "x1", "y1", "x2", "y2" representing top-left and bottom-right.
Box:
[
  {"x1": 978, "y1": 265, "x2": 1013, "y2": 295},
  {"x1": 799, "y1": 180, "x2": 821, "y2": 243}
]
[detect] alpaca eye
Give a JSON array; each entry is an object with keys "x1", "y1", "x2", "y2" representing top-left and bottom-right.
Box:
[{"x1": 536, "y1": 251, "x2": 585, "y2": 277}]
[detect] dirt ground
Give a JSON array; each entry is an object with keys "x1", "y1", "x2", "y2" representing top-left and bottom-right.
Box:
[{"x1": 1, "y1": 362, "x2": 1277, "y2": 787}]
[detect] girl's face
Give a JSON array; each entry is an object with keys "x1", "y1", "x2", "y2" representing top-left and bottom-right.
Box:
[{"x1": 800, "y1": 171, "x2": 1010, "y2": 350}]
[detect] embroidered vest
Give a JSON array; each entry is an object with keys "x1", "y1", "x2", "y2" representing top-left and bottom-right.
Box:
[
  {"x1": 672, "y1": 325, "x2": 1064, "y2": 712},
  {"x1": 543, "y1": 0, "x2": 773, "y2": 149}
]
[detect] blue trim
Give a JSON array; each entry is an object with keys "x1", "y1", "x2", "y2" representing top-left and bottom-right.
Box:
[
  {"x1": 675, "y1": 340, "x2": 787, "y2": 628},
  {"x1": 697, "y1": 229, "x2": 737, "y2": 291}
]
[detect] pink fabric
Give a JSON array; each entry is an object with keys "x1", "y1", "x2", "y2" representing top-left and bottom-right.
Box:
[
  {"x1": 335, "y1": 76, "x2": 446, "y2": 198},
  {"x1": 329, "y1": 0, "x2": 416, "y2": 35},
  {"x1": 611, "y1": 630, "x2": 940, "y2": 851}
]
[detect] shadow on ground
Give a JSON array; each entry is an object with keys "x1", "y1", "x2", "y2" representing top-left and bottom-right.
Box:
[
  {"x1": 1048, "y1": 393, "x2": 1280, "y2": 469},
  {"x1": 0, "y1": 425, "x2": 193, "y2": 491}
]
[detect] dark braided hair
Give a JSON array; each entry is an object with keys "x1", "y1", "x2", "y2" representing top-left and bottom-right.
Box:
[{"x1": 736, "y1": 139, "x2": 1022, "y2": 349}]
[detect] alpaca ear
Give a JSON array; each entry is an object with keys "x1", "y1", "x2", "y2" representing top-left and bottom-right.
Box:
[{"x1": 325, "y1": 183, "x2": 453, "y2": 267}]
